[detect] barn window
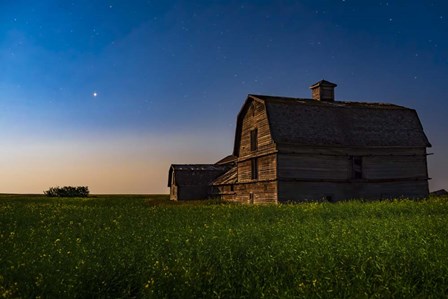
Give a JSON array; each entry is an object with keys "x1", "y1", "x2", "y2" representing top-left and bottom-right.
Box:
[
  {"x1": 250, "y1": 129, "x2": 258, "y2": 151},
  {"x1": 251, "y1": 158, "x2": 258, "y2": 180},
  {"x1": 351, "y1": 156, "x2": 363, "y2": 179}
]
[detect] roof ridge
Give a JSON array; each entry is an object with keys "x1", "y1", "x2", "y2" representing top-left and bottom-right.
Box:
[{"x1": 249, "y1": 94, "x2": 408, "y2": 110}]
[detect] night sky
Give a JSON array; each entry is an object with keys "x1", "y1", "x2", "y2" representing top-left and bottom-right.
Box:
[{"x1": 1, "y1": 1, "x2": 447, "y2": 194}]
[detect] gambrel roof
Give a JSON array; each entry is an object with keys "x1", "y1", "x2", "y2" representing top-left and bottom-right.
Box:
[{"x1": 233, "y1": 95, "x2": 431, "y2": 156}]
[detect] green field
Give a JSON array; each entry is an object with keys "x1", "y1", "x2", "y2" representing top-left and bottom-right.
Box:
[{"x1": 1, "y1": 194, "x2": 448, "y2": 298}]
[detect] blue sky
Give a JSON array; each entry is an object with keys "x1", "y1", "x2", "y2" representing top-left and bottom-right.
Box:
[{"x1": 1, "y1": 0, "x2": 447, "y2": 193}]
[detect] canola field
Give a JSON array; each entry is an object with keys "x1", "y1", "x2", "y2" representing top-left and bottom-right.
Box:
[{"x1": 1, "y1": 194, "x2": 448, "y2": 298}]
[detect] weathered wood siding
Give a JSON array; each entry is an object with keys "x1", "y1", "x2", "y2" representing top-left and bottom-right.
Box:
[
  {"x1": 212, "y1": 185, "x2": 236, "y2": 201},
  {"x1": 258, "y1": 155, "x2": 277, "y2": 180},
  {"x1": 177, "y1": 186, "x2": 210, "y2": 200},
  {"x1": 278, "y1": 153, "x2": 427, "y2": 180},
  {"x1": 238, "y1": 154, "x2": 277, "y2": 183},
  {"x1": 169, "y1": 172, "x2": 177, "y2": 200},
  {"x1": 234, "y1": 99, "x2": 278, "y2": 203},
  {"x1": 276, "y1": 144, "x2": 426, "y2": 156},
  {"x1": 236, "y1": 154, "x2": 277, "y2": 202},
  {"x1": 277, "y1": 146, "x2": 428, "y2": 180},
  {"x1": 363, "y1": 155, "x2": 427, "y2": 179},
  {"x1": 238, "y1": 100, "x2": 276, "y2": 160},
  {"x1": 235, "y1": 104, "x2": 278, "y2": 201},
  {"x1": 234, "y1": 181, "x2": 278, "y2": 204},
  {"x1": 237, "y1": 160, "x2": 252, "y2": 182},
  {"x1": 278, "y1": 154, "x2": 349, "y2": 180},
  {"x1": 170, "y1": 185, "x2": 178, "y2": 201},
  {"x1": 276, "y1": 146, "x2": 429, "y2": 201},
  {"x1": 278, "y1": 181, "x2": 429, "y2": 202}
]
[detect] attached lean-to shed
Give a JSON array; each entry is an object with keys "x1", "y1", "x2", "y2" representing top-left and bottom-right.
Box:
[
  {"x1": 167, "y1": 164, "x2": 230, "y2": 200},
  {"x1": 211, "y1": 166, "x2": 237, "y2": 201}
]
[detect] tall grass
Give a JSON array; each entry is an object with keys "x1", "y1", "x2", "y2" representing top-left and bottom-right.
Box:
[{"x1": 1, "y1": 195, "x2": 448, "y2": 298}]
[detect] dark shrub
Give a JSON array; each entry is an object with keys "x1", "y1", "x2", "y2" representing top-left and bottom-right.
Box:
[{"x1": 44, "y1": 186, "x2": 89, "y2": 197}]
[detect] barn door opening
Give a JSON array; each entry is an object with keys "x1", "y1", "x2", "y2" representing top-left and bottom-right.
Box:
[{"x1": 249, "y1": 192, "x2": 254, "y2": 204}]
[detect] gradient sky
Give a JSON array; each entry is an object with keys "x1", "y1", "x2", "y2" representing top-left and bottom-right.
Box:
[{"x1": 1, "y1": 0, "x2": 447, "y2": 194}]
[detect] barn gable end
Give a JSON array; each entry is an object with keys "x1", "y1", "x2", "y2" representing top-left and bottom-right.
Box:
[{"x1": 233, "y1": 96, "x2": 276, "y2": 159}]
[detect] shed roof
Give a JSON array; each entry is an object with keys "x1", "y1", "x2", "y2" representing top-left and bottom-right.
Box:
[
  {"x1": 233, "y1": 95, "x2": 431, "y2": 155},
  {"x1": 212, "y1": 166, "x2": 237, "y2": 186},
  {"x1": 168, "y1": 164, "x2": 230, "y2": 187}
]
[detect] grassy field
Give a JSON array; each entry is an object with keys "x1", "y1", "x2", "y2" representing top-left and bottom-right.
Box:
[{"x1": 1, "y1": 194, "x2": 448, "y2": 298}]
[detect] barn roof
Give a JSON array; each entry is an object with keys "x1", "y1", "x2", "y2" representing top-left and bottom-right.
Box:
[
  {"x1": 168, "y1": 164, "x2": 230, "y2": 187},
  {"x1": 233, "y1": 95, "x2": 431, "y2": 155},
  {"x1": 212, "y1": 166, "x2": 237, "y2": 186}
]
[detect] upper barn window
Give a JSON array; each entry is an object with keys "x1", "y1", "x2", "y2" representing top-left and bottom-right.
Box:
[
  {"x1": 351, "y1": 156, "x2": 363, "y2": 179},
  {"x1": 250, "y1": 128, "x2": 258, "y2": 151}
]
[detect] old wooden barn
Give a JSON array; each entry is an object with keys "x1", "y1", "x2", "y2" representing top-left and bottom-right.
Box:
[{"x1": 168, "y1": 80, "x2": 431, "y2": 203}]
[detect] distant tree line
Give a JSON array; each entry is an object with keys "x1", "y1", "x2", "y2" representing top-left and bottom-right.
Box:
[{"x1": 44, "y1": 186, "x2": 89, "y2": 197}]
